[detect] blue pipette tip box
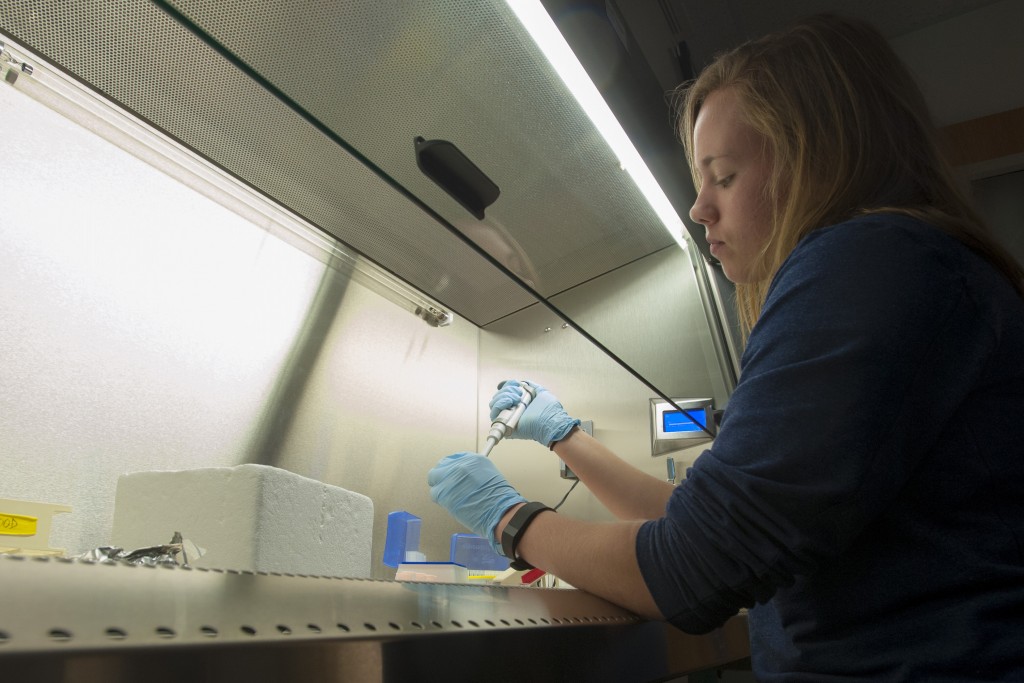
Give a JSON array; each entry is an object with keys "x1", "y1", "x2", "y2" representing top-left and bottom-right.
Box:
[
  {"x1": 450, "y1": 533, "x2": 510, "y2": 571},
  {"x1": 383, "y1": 511, "x2": 421, "y2": 568}
]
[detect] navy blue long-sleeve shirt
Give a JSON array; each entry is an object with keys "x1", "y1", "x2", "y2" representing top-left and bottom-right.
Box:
[{"x1": 637, "y1": 214, "x2": 1024, "y2": 681}]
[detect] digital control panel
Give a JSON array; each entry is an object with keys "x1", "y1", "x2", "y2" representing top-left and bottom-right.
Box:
[{"x1": 650, "y1": 398, "x2": 715, "y2": 457}]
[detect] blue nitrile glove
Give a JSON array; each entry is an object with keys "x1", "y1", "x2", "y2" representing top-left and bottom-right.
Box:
[
  {"x1": 428, "y1": 452, "x2": 527, "y2": 555},
  {"x1": 489, "y1": 380, "x2": 581, "y2": 448}
]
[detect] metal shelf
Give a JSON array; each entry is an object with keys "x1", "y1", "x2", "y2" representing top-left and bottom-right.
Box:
[{"x1": 0, "y1": 554, "x2": 749, "y2": 681}]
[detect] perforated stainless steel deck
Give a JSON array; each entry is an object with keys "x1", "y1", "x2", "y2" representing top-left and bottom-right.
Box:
[{"x1": 0, "y1": 556, "x2": 749, "y2": 682}]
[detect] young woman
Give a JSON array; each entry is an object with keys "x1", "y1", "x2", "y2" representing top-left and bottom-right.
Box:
[{"x1": 429, "y1": 14, "x2": 1024, "y2": 681}]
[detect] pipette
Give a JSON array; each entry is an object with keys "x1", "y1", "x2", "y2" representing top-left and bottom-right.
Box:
[{"x1": 480, "y1": 381, "x2": 537, "y2": 457}]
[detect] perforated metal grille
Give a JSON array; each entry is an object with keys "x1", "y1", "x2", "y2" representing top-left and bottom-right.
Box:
[
  {"x1": 0, "y1": 556, "x2": 642, "y2": 651},
  {"x1": 0, "y1": 1, "x2": 530, "y2": 325},
  {"x1": 0, "y1": 0, "x2": 675, "y2": 324},
  {"x1": 0, "y1": 556, "x2": 752, "y2": 681},
  {"x1": 163, "y1": 0, "x2": 674, "y2": 293}
]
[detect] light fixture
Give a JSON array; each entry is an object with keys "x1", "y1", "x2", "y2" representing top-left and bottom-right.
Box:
[
  {"x1": 0, "y1": 34, "x2": 453, "y2": 328},
  {"x1": 503, "y1": 1, "x2": 689, "y2": 250}
]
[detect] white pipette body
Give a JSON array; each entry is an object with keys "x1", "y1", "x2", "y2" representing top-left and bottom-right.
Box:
[{"x1": 481, "y1": 382, "x2": 536, "y2": 457}]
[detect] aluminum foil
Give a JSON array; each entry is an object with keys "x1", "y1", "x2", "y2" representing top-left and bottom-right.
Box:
[{"x1": 75, "y1": 531, "x2": 206, "y2": 567}]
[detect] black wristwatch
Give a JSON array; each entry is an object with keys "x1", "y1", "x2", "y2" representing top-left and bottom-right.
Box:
[{"x1": 500, "y1": 501, "x2": 554, "y2": 571}]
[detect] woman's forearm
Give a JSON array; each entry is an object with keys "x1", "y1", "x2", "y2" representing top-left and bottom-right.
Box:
[
  {"x1": 496, "y1": 504, "x2": 664, "y2": 620},
  {"x1": 552, "y1": 428, "x2": 674, "y2": 520}
]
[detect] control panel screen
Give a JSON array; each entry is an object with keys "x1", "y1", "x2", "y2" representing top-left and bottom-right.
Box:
[{"x1": 663, "y1": 408, "x2": 708, "y2": 433}]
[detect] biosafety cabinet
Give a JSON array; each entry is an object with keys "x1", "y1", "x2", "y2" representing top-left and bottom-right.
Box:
[
  {"x1": 5, "y1": 0, "x2": 1019, "y2": 679},
  {"x1": 0, "y1": 1, "x2": 746, "y2": 680},
  {"x1": 7, "y1": 0, "x2": 1022, "y2": 677}
]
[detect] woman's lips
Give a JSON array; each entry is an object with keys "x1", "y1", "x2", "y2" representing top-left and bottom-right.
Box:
[{"x1": 708, "y1": 240, "x2": 724, "y2": 257}]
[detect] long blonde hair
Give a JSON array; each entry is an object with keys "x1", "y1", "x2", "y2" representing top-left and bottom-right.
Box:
[{"x1": 677, "y1": 14, "x2": 1024, "y2": 335}]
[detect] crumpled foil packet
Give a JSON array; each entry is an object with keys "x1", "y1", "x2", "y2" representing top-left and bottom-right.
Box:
[{"x1": 74, "y1": 531, "x2": 206, "y2": 567}]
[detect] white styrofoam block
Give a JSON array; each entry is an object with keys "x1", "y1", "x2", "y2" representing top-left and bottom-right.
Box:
[{"x1": 111, "y1": 464, "x2": 373, "y2": 578}]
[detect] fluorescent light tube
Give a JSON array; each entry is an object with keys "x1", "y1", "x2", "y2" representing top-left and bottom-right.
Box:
[
  {"x1": 503, "y1": 1, "x2": 689, "y2": 249},
  {"x1": 1, "y1": 35, "x2": 453, "y2": 328}
]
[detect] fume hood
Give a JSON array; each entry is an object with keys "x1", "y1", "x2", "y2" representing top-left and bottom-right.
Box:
[{"x1": 0, "y1": 0, "x2": 738, "y2": 403}]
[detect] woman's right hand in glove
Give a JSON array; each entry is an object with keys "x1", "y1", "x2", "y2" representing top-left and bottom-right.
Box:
[{"x1": 489, "y1": 380, "x2": 580, "y2": 448}]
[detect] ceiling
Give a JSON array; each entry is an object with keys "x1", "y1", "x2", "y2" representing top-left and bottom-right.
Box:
[
  {"x1": 617, "y1": 0, "x2": 1004, "y2": 85},
  {"x1": 570, "y1": 0, "x2": 1021, "y2": 127},
  {"x1": 540, "y1": 0, "x2": 1024, "y2": 226}
]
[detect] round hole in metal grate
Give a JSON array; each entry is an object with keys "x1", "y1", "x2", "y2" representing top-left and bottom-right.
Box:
[
  {"x1": 200, "y1": 626, "x2": 219, "y2": 638},
  {"x1": 105, "y1": 627, "x2": 128, "y2": 640},
  {"x1": 156, "y1": 627, "x2": 176, "y2": 639},
  {"x1": 48, "y1": 628, "x2": 73, "y2": 642}
]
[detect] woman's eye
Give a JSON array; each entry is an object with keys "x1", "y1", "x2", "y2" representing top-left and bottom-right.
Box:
[{"x1": 716, "y1": 174, "x2": 734, "y2": 188}]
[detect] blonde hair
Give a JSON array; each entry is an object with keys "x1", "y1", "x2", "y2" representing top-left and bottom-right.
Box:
[{"x1": 677, "y1": 14, "x2": 1024, "y2": 335}]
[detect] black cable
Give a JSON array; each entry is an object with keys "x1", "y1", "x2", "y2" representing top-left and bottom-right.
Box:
[{"x1": 553, "y1": 479, "x2": 580, "y2": 511}]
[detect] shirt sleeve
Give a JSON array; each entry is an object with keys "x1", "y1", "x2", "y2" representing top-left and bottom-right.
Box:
[{"x1": 636, "y1": 216, "x2": 992, "y2": 633}]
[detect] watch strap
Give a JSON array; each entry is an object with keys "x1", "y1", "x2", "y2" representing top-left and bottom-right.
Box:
[{"x1": 500, "y1": 501, "x2": 553, "y2": 571}]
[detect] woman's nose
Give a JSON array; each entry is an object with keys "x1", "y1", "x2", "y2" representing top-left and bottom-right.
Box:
[{"x1": 689, "y1": 188, "x2": 716, "y2": 226}]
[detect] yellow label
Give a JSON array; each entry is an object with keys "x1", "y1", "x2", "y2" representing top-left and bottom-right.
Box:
[{"x1": 0, "y1": 513, "x2": 38, "y2": 536}]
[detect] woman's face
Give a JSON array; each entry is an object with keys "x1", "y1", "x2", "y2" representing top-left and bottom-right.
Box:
[{"x1": 688, "y1": 88, "x2": 774, "y2": 284}]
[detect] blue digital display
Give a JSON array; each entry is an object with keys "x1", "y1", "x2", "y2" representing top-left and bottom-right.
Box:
[{"x1": 663, "y1": 408, "x2": 708, "y2": 433}]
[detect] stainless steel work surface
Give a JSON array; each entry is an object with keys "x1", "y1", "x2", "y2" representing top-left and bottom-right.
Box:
[{"x1": 0, "y1": 555, "x2": 749, "y2": 682}]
